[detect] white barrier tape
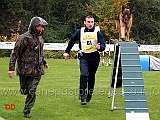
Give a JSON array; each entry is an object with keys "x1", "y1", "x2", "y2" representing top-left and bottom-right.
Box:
[
  {"x1": 0, "y1": 42, "x2": 79, "y2": 51},
  {"x1": 0, "y1": 42, "x2": 160, "y2": 51}
]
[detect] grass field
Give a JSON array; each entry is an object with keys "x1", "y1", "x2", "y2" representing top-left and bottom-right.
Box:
[{"x1": 0, "y1": 58, "x2": 160, "y2": 120}]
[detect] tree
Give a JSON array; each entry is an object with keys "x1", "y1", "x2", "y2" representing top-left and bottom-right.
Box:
[
  {"x1": 86, "y1": 0, "x2": 128, "y2": 43},
  {"x1": 0, "y1": 0, "x2": 28, "y2": 39},
  {"x1": 128, "y1": 0, "x2": 160, "y2": 44},
  {"x1": 44, "y1": 0, "x2": 91, "y2": 43}
]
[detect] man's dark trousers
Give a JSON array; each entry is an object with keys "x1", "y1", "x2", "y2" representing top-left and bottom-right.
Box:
[
  {"x1": 19, "y1": 74, "x2": 41, "y2": 114},
  {"x1": 79, "y1": 58, "x2": 99, "y2": 100}
]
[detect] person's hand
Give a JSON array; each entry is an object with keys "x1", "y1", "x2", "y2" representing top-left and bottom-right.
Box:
[
  {"x1": 63, "y1": 53, "x2": 69, "y2": 61},
  {"x1": 44, "y1": 63, "x2": 49, "y2": 69},
  {"x1": 8, "y1": 71, "x2": 16, "y2": 78},
  {"x1": 95, "y1": 43, "x2": 100, "y2": 50}
]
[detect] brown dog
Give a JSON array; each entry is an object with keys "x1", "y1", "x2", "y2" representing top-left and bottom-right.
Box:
[{"x1": 115, "y1": 5, "x2": 133, "y2": 42}]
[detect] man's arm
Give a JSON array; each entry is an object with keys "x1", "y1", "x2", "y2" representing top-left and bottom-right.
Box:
[
  {"x1": 63, "y1": 29, "x2": 80, "y2": 60},
  {"x1": 97, "y1": 31, "x2": 106, "y2": 52},
  {"x1": 8, "y1": 36, "x2": 27, "y2": 78},
  {"x1": 43, "y1": 59, "x2": 49, "y2": 69}
]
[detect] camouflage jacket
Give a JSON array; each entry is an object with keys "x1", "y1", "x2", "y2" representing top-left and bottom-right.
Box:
[{"x1": 9, "y1": 31, "x2": 47, "y2": 76}]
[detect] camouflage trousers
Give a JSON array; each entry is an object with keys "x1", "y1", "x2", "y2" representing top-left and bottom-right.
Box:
[{"x1": 19, "y1": 74, "x2": 41, "y2": 114}]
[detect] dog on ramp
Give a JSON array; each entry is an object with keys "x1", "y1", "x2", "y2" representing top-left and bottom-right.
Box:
[{"x1": 115, "y1": 5, "x2": 133, "y2": 42}]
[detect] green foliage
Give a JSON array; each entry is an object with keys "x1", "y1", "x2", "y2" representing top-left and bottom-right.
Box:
[
  {"x1": 0, "y1": 49, "x2": 11, "y2": 57},
  {"x1": 0, "y1": 0, "x2": 160, "y2": 45},
  {"x1": 44, "y1": 0, "x2": 88, "y2": 43},
  {"x1": 44, "y1": 50, "x2": 77, "y2": 59},
  {"x1": 65, "y1": 1, "x2": 88, "y2": 30},
  {"x1": 0, "y1": 0, "x2": 30, "y2": 36}
]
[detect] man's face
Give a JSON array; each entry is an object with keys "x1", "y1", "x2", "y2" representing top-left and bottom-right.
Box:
[
  {"x1": 35, "y1": 24, "x2": 45, "y2": 35},
  {"x1": 84, "y1": 18, "x2": 94, "y2": 29}
]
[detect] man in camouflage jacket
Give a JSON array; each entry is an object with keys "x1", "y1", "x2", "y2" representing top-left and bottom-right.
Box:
[{"x1": 8, "y1": 16, "x2": 49, "y2": 118}]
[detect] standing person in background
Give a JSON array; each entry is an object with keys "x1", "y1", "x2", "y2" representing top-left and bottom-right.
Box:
[
  {"x1": 63, "y1": 15, "x2": 106, "y2": 105},
  {"x1": 8, "y1": 16, "x2": 49, "y2": 118}
]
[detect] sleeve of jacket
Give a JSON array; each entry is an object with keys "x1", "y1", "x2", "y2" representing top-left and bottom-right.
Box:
[
  {"x1": 97, "y1": 31, "x2": 106, "y2": 52},
  {"x1": 9, "y1": 36, "x2": 28, "y2": 71},
  {"x1": 43, "y1": 59, "x2": 47, "y2": 65},
  {"x1": 65, "y1": 29, "x2": 80, "y2": 54}
]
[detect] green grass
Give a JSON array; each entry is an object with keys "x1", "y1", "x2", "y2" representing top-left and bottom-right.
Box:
[{"x1": 0, "y1": 58, "x2": 159, "y2": 120}]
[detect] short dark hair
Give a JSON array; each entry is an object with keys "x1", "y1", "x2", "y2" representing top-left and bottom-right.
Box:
[{"x1": 85, "y1": 15, "x2": 94, "y2": 21}]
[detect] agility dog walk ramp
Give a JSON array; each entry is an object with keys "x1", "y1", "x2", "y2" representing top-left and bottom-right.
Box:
[{"x1": 109, "y1": 42, "x2": 150, "y2": 120}]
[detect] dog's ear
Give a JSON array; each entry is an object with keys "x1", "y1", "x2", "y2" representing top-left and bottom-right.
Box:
[
  {"x1": 122, "y1": 5, "x2": 125, "y2": 13},
  {"x1": 130, "y1": 7, "x2": 133, "y2": 13}
]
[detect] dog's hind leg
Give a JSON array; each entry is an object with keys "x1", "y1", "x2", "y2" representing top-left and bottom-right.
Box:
[{"x1": 115, "y1": 19, "x2": 122, "y2": 41}]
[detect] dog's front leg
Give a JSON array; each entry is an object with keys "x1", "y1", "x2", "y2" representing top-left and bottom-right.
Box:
[
  {"x1": 119, "y1": 33, "x2": 122, "y2": 41},
  {"x1": 126, "y1": 30, "x2": 130, "y2": 42},
  {"x1": 126, "y1": 26, "x2": 131, "y2": 42},
  {"x1": 120, "y1": 25, "x2": 125, "y2": 41},
  {"x1": 126, "y1": 18, "x2": 132, "y2": 42}
]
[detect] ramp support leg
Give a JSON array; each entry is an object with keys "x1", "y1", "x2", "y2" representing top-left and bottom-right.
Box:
[{"x1": 111, "y1": 45, "x2": 121, "y2": 111}]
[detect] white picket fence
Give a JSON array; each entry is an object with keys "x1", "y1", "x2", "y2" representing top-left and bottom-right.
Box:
[{"x1": 1, "y1": 42, "x2": 160, "y2": 51}]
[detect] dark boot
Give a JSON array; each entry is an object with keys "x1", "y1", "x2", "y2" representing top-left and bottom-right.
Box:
[
  {"x1": 81, "y1": 99, "x2": 87, "y2": 105},
  {"x1": 24, "y1": 113, "x2": 31, "y2": 118},
  {"x1": 86, "y1": 94, "x2": 92, "y2": 102}
]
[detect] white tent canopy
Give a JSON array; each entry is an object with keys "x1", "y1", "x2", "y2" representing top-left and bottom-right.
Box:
[
  {"x1": 140, "y1": 55, "x2": 160, "y2": 71},
  {"x1": 149, "y1": 55, "x2": 160, "y2": 71}
]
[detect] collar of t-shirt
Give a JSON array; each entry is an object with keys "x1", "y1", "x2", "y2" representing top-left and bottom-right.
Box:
[{"x1": 84, "y1": 26, "x2": 95, "y2": 32}]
